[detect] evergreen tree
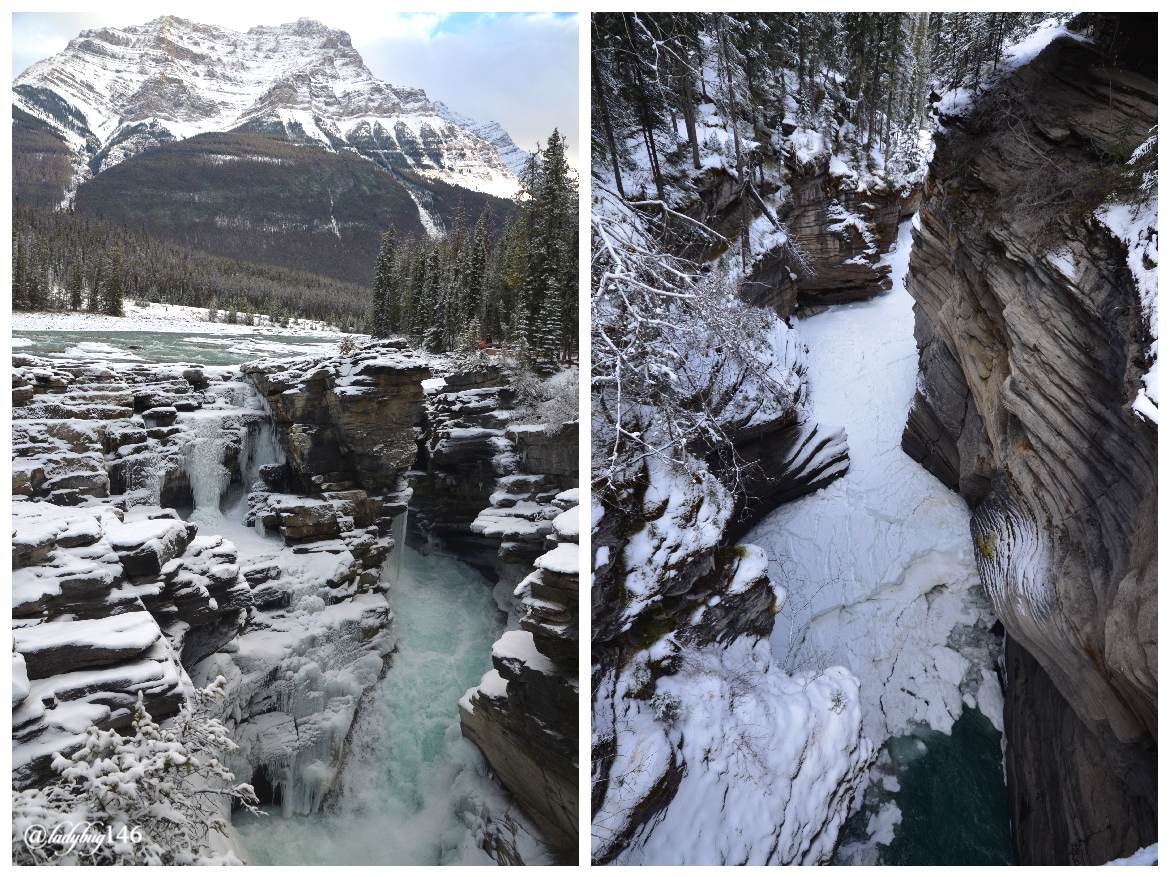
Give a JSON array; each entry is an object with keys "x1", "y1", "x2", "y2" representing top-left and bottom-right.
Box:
[
  {"x1": 423, "y1": 250, "x2": 443, "y2": 353},
  {"x1": 520, "y1": 129, "x2": 578, "y2": 371},
  {"x1": 371, "y1": 227, "x2": 397, "y2": 338},
  {"x1": 103, "y1": 247, "x2": 125, "y2": 316}
]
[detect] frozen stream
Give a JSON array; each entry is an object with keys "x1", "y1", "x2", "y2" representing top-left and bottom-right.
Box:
[
  {"x1": 744, "y1": 219, "x2": 1012, "y2": 864},
  {"x1": 231, "y1": 547, "x2": 551, "y2": 865}
]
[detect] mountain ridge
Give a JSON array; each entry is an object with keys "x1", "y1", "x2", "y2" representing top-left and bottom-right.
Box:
[{"x1": 14, "y1": 15, "x2": 530, "y2": 204}]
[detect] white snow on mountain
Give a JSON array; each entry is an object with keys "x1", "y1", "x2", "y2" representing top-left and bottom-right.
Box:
[{"x1": 14, "y1": 16, "x2": 528, "y2": 200}]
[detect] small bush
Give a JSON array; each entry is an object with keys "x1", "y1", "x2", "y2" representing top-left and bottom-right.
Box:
[
  {"x1": 512, "y1": 367, "x2": 579, "y2": 434},
  {"x1": 650, "y1": 690, "x2": 683, "y2": 724}
]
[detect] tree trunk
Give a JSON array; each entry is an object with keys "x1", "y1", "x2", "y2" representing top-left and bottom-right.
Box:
[
  {"x1": 592, "y1": 51, "x2": 626, "y2": 199},
  {"x1": 717, "y1": 19, "x2": 744, "y2": 181},
  {"x1": 680, "y1": 62, "x2": 701, "y2": 170},
  {"x1": 867, "y1": 17, "x2": 886, "y2": 152}
]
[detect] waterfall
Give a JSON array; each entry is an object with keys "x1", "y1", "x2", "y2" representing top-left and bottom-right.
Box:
[
  {"x1": 185, "y1": 416, "x2": 231, "y2": 526},
  {"x1": 231, "y1": 548, "x2": 551, "y2": 865},
  {"x1": 383, "y1": 511, "x2": 408, "y2": 586}
]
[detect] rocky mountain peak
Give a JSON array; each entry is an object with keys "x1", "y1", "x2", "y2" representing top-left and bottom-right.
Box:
[{"x1": 14, "y1": 16, "x2": 529, "y2": 200}]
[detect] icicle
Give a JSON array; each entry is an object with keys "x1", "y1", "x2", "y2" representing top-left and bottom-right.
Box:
[{"x1": 382, "y1": 511, "x2": 409, "y2": 586}]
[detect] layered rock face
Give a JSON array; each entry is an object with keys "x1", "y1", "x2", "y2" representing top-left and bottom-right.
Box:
[
  {"x1": 402, "y1": 372, "x2": 581, "y2": 860},
  {"x1": 460, "y1": 501, "x2": 580, "y2": 859},
  {"x1": 677, "y1": 134, "x2": 913, "y2": 319},
  {"x1": 899, "y1": 35, "x2": 1157, "y2": 863},
  {"x1": 10, "y1": 350, "x2": 413, "y2": 817}
]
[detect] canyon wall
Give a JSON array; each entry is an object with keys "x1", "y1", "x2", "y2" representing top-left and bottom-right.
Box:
[{"x1": 899, "y1": 34, "x2": 1157, "y2": 863}]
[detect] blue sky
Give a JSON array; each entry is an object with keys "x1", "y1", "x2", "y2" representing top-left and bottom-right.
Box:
[{"x1": 12, "y1": 11, "x2": 579, "y2": 167}]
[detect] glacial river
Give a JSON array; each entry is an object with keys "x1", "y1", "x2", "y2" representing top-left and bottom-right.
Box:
[
  {"x1": 13, "y1": 330, "x2": 338, "y2": 366},
  {"x1": 231, "y1": 547, "x2": 551, "y2": 865}
]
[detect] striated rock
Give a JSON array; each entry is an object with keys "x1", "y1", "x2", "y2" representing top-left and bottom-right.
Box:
[
  {"x1": 899, "y1": 35, "x2": 1157, "y2": 862},
  {"x1": 506, "y1": 424, "x2": 578, "y2": 477},
  {"x1": 726, "y1": 420, "x2": 850, "y2": 544},
  {"x1": 1003, "y1": 635, "x2": 1156, "y2": 864},
  {"x1": 677, "y1": 133, "x2": 916, "y2": 320},
  {"x1": 106, "y1": 516, "x2": 192, "y2": 576},
  {"x1": 461, "y1": 508, "x2": 580, "y2": 861},
  {"x1": 244, "y1": 347, "x2": 430, "y2": 494}
]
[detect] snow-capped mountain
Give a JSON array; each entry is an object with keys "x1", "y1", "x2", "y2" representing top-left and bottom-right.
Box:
[{"x1": 14, "y1": 16, "x2": 529, "y2": 200}]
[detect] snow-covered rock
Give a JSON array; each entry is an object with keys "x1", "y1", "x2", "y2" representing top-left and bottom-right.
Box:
[{"x1": 593, "y1": 637, "x2": 872, "y2": 865}]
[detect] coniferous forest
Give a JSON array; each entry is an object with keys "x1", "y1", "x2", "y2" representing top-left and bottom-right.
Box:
[
  {"x1": 11, "y1": 129, "x2": 578, "y2": 356},
  {"x1": 370, "y1": 129, "x2": 579, "y2": 367},
  {"x1": 593, "y1": 12, "x2": 1067, "y2": 196}
]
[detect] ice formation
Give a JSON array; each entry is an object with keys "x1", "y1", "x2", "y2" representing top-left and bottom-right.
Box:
[{"x1": 745, "y1": 219, "x2": 1004, "y2": 855}]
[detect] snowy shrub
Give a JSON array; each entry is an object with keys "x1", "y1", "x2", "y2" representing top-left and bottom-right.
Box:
[
  {"x1": 650, "y1": 691, "x2": 683, "y2": 724},
  {"x1": 592, "y1": 184, "x2": 809, "y2": 508},
  {"x1": 12, "y1": 678, "x2": 262, "y2": 865},
  {"x1": 829, "y1": 690, "x2": 848, "y2": 713},
  {"x1": 511, "y1": 366, "x2": 579, "y2": 434},
  {"x1": 337, "y1": 334, "x2": 358, "y2": 356}
]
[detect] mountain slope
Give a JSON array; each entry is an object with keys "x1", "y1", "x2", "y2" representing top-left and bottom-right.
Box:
[
  {"x1": 13, "y1": 16, "x2": 530, "y2": 203},
  {"x1": 68, "y1": 128, "x2": 516, "y2": 287}
]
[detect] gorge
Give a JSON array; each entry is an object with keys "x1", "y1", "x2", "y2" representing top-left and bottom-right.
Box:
[
  {"x1": 11, "y1": 335, "x2": 579, "y2": 865},
  {"x1": 591, "y1": 12, "x2": 1156, "y2": 866}
]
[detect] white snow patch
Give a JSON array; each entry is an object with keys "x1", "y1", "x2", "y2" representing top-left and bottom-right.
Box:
[
  {"x1": 1107, "y1": 843, "x2": 1159, "y2": 866},
  {"x1": 595, "y1": 637, "x2": 872, "y2": 865}
]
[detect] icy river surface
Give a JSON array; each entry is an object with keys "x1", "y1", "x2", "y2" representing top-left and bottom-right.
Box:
[
  {"x1": 744, "y1": 219, "x2": 1012, "y2": 865},
  {"x1": 231, "y1": 546, "x2": 551, "y2": 865},
  {"x1": 13, "y1": 329, "x2": 338, "y2": 365}
]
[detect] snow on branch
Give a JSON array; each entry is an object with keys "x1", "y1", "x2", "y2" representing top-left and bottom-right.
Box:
[
  {"x1": 591, "y1": 181, "x2": 807, "y2": 503},
  {"x1": 12, "y1": 678, "x2": 262, "y2": 865}
]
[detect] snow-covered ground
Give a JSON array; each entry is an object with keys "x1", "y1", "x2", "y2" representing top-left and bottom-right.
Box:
[
  {"x1": 935, "y1": 17, "x2": 1090, "y2": 118},
  {"x1": 1107, "y1": 843, "x2": 1159, "y2": 866},
  {"x1": 13, "y1": 302, "x2": 347, "y2": 336},
  {"x1": 745, "y1": 218, "x2": 1004, "y2": 861}
]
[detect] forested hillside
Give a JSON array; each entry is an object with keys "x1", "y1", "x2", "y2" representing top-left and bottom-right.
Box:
[
  {"x1": 12, "y1": 198, "x2": 372, "y2": 327},
  {"x1": 12, "y1": 129, "x2": 578, "y2": 348},
  {"x1": 69, "y1": 128, "x2": 518, "y2": 288},
  {"x1": 370, "y1": 130, "x2": 579, "y2": 367}
]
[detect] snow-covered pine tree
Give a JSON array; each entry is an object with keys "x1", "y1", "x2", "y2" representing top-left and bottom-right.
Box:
[
  {"x1": 423, "y1": 249, "x2": 444, "y2": 353},
  {"x1": 460, "y1": 215, "x2": 489, "y2": 341},
  {"x1": 103, "y1": 246, "x2": 124, "y2": 316},
  {"x1": 371, "y1": 227, "x2": 397, "y2": 338},
  {"x1": 12, "y1": 680, "x2": 261, "y2": 865},
  {"x1": 522, "y1": 129, "x2": 577, "y2": 372},
  {"x1": 409, "y1": 244, "x2": 430, "y2": 341}
]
